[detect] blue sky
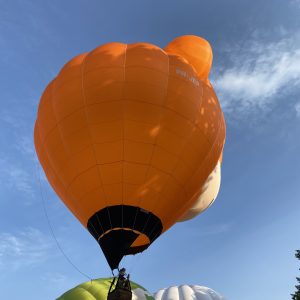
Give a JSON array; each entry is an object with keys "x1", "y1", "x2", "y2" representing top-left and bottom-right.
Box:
[{"x1": 0, "y1": 0, "x2": 300, "y2": 299}]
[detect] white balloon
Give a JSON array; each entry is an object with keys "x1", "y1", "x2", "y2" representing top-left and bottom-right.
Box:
[
  {"x1": 154, "y1": 285, "x2": 225, "y2": 300},
  {"x1": 178, "y1": 161, "x2": 221, "y2": 222},
  {"x1": 132, "y1": 287, "x2": 155, "y2": 300}
]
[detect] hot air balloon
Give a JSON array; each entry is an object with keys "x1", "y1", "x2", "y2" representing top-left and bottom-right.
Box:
[
  {"x1": 154, "y1": 285, "x2": 226, "y2": 300},
  {"x1": 56, "y1": 278, "x2": 154, "y2": 300},
  {"x1": 34, "y1": 35, "x2": 226, "y2": 271}
]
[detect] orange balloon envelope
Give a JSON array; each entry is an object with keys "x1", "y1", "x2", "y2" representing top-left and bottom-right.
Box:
[{"x1": 34, "y1": 35, "x2": 226, "y2": 270}]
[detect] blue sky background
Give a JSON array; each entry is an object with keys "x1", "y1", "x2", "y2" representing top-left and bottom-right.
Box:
[{"x1": 0, "y1": 1, "x2": 300, "y2": 299}]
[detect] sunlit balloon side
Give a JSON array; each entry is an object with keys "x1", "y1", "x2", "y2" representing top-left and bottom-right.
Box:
[
  {"x1": 34, "y1": 35, "x2": 226, "y2": 270},
  {"x1": 178, "y1": 157, "x2": 222, "y2": 221}
]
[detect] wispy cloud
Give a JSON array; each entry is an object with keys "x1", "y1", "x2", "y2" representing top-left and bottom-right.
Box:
[
  {"x1": 186, "y1": 222, "x2": 233, "y2": 238},
  {"x1": 295, "y1": 102, "x2": 300, "y2": 117},
  {"x1": 0, "y1": 109, "x2": 27, "y2": 129},
  {"x1": 290, "y1": 0, "x2": 300, "y2": 8},
  {"x1": 0, "y1": 158, "x2": 35, "y2": 197},
  {"x1": 0, "y1": 2, "x2": 59, "y2": 62},
  {"x1": 41, "y1": 272, "x2": 69, "y2": 287},
  {"x1": 0, "y1": 103, "x2": 37, "y2": 167},
  {"x1": 199, "y1": 223, "x2": 232, "y2": 237},
  {"x1": 213, "y1": 31, "x2": 300, "y2": 118},
  {"x1": 16, "y1": 136, "x2": 36, "y2": 160},
  {"x1": 0, "y1": 228, "x2": 53, "y2": 271},
  {"x1": 0, "y1": 107, "x2": 37, "y2": 197}
]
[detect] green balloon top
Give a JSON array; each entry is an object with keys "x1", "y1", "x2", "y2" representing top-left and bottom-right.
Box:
[{"x1": 57, "y1": 278, "x2": 154, "y2": 300}]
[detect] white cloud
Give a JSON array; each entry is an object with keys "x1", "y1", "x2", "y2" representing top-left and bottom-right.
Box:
[
  {"x1": 186, "y1": 222, "x2": 232, "y2": 238},
  {"x1": 290, "y1": 0, "x2": 300, "y2": 8},
  {"x1": 295, "y1": 102, "x2": 300, "y2": 117},
  {"x1": 16, "y1": 136, "x2": 36, "y2": 159},
  {"x1": 0, "y1": 158, "x2": 35, "y2": 197},
  {"x1": 199, "y1": 223, "x2": 232, "y2": 237},
  {"x1": 0, "y1": 107, "x2": 35, "y2": 159},
  {"x1": 0, "y1": 110, "x2": 26, "y2": 129},
  {"x1": 41, "y1": 272, "x2": 69, "y2": 286},
  {"x1": 0, "y1": 228, "x2": 53, "y2": 271},
  {"x1": 213, "y1": 32, "x2": 300, "y2": 117}
]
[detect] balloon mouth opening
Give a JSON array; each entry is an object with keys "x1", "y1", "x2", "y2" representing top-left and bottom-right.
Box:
[{"x1": 87, "y1": 205, "x2": 163, "y2": 269}]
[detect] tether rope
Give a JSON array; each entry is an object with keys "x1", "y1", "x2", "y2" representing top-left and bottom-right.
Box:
[{"x1": 35, "y1": 162, "x2": 93, "y2": 281}]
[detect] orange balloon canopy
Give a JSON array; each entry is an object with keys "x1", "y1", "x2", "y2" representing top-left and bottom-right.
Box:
[{"x1": 34, "y1": 35, "x2": 226, "y2": 270}]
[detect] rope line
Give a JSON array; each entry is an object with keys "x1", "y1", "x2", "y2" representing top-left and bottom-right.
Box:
[{"x1": 35, "y1": 162, "x2": 93, "y2": 281}]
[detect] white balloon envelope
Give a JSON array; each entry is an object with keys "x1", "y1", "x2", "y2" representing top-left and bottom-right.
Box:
[
  {"x1": 154, "y1": 285, "x2": 226, "y2": 300},
  {"x1": 178, "y1": 160, "x2": 221, "y2": 222}
]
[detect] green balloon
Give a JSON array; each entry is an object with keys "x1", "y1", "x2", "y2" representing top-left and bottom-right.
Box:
[{"x1": 57, "y1": 278, "x2": 154, "y2": 300}]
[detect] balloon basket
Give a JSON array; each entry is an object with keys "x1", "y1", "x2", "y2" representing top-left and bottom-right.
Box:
[{"x1": 107, "y1": 288, "x2": 132, "y2": 300}]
